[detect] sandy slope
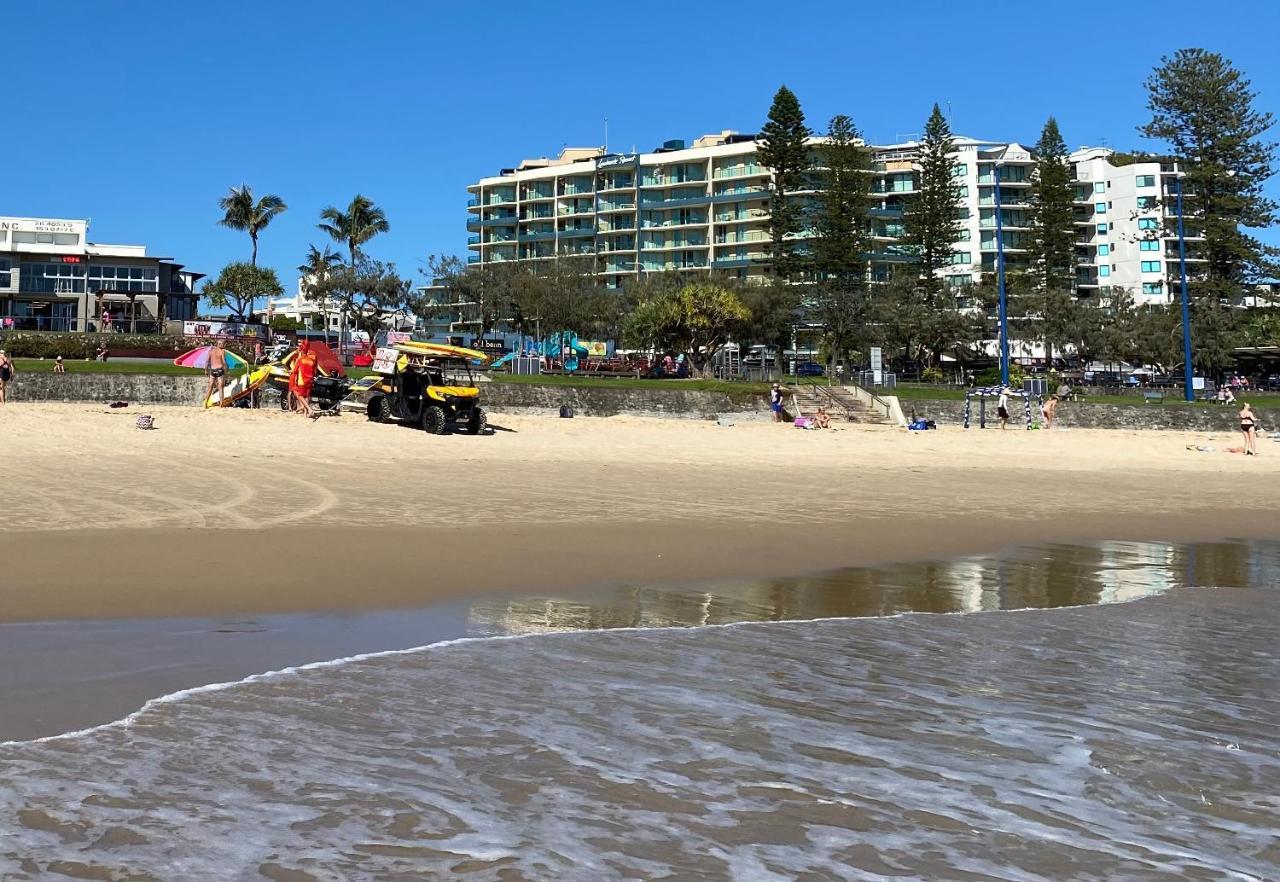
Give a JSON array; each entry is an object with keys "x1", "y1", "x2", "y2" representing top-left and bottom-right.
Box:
[{"x1": 0, "y1": 402, "x2": 1276, "y2": 622}]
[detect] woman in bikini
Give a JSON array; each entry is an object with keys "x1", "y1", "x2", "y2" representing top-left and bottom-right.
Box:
[
  {"x1": 1239, "y1": 402, "x2": 1259, "y2": 456},
  {"x1": 0, "y1": 349, "x2": 14, "y2": 404}
]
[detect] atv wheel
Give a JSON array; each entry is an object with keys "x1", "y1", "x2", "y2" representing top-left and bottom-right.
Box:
[
  {"x1": 367, "y1": 395, "x2": 391, "y2": 423},
  {"x1": 466, "y1": 407, "x2": 487, "y2": 435},
  {"x1": 422, "y1": 405, "x2": 447, "y2": 435},
  {"x1": 279, "y1": 391, "x2": 291, "y2": 412}
]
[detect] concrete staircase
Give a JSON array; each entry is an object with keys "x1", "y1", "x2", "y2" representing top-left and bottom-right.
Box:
[{"x1": 790, "y1": 384, "x2": 892, "y2": 425}]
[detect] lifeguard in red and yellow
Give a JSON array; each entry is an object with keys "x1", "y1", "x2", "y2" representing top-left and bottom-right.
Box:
[{"x1": 289, "y1": 340, "x2": 318, "y2": 417}]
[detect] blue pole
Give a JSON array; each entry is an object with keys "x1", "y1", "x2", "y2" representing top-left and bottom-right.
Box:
[
  {"x1": 996, "y1": 168, "x2": 1009, "y2": 386},
  {"x1": 1177, "y1": 174, "x2": 1193, "y2": 402}
]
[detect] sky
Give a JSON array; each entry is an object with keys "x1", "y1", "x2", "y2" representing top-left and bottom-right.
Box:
[{"x1": 7, "y1": 0, "x2": 1280, "y2": 297}]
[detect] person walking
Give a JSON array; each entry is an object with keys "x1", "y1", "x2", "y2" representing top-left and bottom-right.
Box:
[
  {"x1": 204, "y1": 338, "x2": 229, "y2": 406},
  {"x1": 1239, "y1": 402, "x2": 1259, "y2": 456},
  {"x1": 0, "y1": 349, "x2": 14, "y2": 404},
  {"x1": 997, "y1": 387, "x2": 1011, "y2": 430},
  {"x1": 769, "y1": 383, "x2": 784, "y2": 423}
]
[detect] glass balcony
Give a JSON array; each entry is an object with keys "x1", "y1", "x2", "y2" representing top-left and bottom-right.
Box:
[
  {"x1": 558, "y1": 227, "x2": 596, "y2": 238},
  {"x1": 713, "y1": 165, "x2": 764, "y2": 180},
  {"x1": 466, "y1": 197, "x2": 479, "y2": 208},
  {"x1": 467, "y1": 255, "x2": 481, "y2": 264},
  {"x1": 467, "y1": 235, "x2": 480, "y2": 245}
]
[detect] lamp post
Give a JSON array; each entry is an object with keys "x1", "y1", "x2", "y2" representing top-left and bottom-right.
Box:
[
  {"x1": 994, "y1": 150, "x2": 1010, "y2": 387},
  {"x1": 1174, "y1": 167, "x2": 1193, "y2": 402}
]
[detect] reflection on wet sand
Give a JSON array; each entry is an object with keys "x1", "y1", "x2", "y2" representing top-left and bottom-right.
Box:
[{"x1": 467, "y1": 539, "x2": 1280, "y2": 635}]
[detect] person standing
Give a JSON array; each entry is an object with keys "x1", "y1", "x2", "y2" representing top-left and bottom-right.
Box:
[
  {"x1": 289, "y1": 340, "x2": 317, "y2": 417},
  {"x1": 204, "y1": 338, "x2": 229, "y2": 406},
  {"x1": 997, "y1": 387, "x2": 1011, "y2": 430},
  {"x1": 770, "y1": 383, "x2": 784, "y2": 423},
  {"x1": 101, "y1": 308, "x2": 112, "y2": 334},
  {"x1": 0, "y1": 349, "x2": 14, "y2": 404},
  {"x1": 1239, "y1": 402, "x2": 1259, "y2": 456},
  {"x1": 1041, "y1": 394, "x2": 1058, "y2": 430}
]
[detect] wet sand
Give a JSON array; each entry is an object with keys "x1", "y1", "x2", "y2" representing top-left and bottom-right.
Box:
[{"x1": 0, "y1": 404, "x2": 1278, "y2": 739}]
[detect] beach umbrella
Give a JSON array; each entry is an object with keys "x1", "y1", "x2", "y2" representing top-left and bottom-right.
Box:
[{"x1": 174, "y1": 346, "x2": 248, "y2": 371}]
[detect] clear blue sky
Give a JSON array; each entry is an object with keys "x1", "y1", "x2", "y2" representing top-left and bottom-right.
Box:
[{"x1": 7, "y1": 0, "x2": 1279, "y2": 295}]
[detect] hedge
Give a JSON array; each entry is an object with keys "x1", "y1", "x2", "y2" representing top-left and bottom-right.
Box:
[{"x1": 0, "y1": 332, "x2": 255, "y2": 361}]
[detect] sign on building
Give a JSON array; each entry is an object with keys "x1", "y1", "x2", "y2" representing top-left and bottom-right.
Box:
[{"x1": 183, "y1": 320, "x2": 268, "y2": 339}]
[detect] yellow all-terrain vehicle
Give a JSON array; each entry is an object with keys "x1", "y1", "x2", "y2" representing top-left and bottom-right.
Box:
[{"x1": 364, "y1": 342, "x2": 489, "y2": 435}]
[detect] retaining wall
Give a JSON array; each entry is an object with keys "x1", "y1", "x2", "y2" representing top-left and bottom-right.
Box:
[
  {"x1": 902, "y1": 397, "x2": 1279, "y2": 432},
  {"x1": 482, "y1": 383, "x2": 771, "y2": 420},
  {"x1": 5, "y1": 373, "x2": 206, "y2": 405}
]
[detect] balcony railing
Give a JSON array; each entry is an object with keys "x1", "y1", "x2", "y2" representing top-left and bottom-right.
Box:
[
  {"x1": 466, "y1": 197, "x2": 479, "y2": 208},
  {"x1": 713, "y1": 165, "x2": 765, "y2": 179}
]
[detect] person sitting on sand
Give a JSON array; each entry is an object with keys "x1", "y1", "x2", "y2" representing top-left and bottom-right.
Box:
[
  {"x1": 1239, "y1": 402, "x2": 1259, "y2": 456},
  {"x1": 0, "y1": 349, "x2": 14, "y2": 404},
  {"x1": 53, "y1": 355, "x2": 65, "y2": 374},
  {"x1": 1041, "y1": 395, "x2": 1058, "y2": 430},
  {"x1": 814, "y1": 406, "x2": 831, "y2": 429}
]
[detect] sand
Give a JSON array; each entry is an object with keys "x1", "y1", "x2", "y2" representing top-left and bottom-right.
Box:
[
  {"x1": 1, "y1": 402, "x2": 1278, "y2": 739},
  {"x1": 0, "y1": 402, "x2": 1276, "y2": 623}
]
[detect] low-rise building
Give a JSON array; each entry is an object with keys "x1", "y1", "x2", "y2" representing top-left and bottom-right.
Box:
[{"x1": 0, "y1": 216, "x2": 202, "y2": 332}]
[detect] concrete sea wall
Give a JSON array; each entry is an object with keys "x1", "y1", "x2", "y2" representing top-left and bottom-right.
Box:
[
  {"x1": 903, "y1": 397, "x2": 1279, "y2": 433},
  {"x1": 482, "y1": 383, "x2": 772, "y2": 420},
  {"x1": 6, "y1": 373, "x2": 206, "y2": 405}
]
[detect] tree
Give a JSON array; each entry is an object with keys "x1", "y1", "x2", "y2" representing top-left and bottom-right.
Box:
[
  {"x1": 218, "y1": 185, "x2": 287, "y2": 266},
  {"x1": 622, "y1": 279, "x2": 749, "y2": 372},
  {"x1": 511, "y1": 256, "x2": 599, "y2": 338},
  {"x1": 297, "y1": 244, "x2": 344, "y2": 292},
  {"x1": 421, "y1": 255, "x2": 524, "y2": 345},
  {"x1": 1141, "y1": 49, "x2": 1280, "y2": 302},
  {"x1": 1027, "y1": 116, "x2": 1078, "y2": 363},
  {"x1": 318, "y1": 194, "x2": 391, "y2": 267},
  {"x1": 758, "y1": 85, "x2": 813, "y2": 281},
  {"x1": 203, "y1": 262, "x2": 285, "y2": 320},
  {"x1": 812, "y1": 114, "x2": 873, "y2": 378},
  {"x1": 901, "y1": 104, "x2": 963, "y2": 297},
  {"x1": 305, "y1": 257, "x2": 410, "y2": 340}
]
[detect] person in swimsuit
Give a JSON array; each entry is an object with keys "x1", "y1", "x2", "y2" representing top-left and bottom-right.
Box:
[
  {"x1": 289, "y1": 340, "x2": 317, "y2": 417},
  {"x1": 53, "y1": 355, "x2": 65, "y2": 374},
  {"x1": 204, "y1": 338, "x2": 229, "y2": 406},
  {"x1": 1041, "y1": 394, "x2": 1058, "y2": 430},
  {"x1": 1239, "y1": 402, "x2": 1259, "y2": 456},
  {"x1": 814, "y1": 406, "x2": 831, "y2": 429},
  {"x1": 0, "y1": 349, "x2": 14, "y2": 404}
]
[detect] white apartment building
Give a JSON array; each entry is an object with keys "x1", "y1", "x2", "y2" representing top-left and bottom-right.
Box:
[
  {"x1": 0, "y1": 216, "x2": 202, "y2": 332},
  {"x1": 272, "y1": 276, "x2": 416, "y2": 335},
  {"x1": 465, "y1": 133, "x2": 1199, "y2": 307}
]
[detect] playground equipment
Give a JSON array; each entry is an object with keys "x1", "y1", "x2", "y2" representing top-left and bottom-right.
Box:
[
  {"x1": 963, "y1": 386, "x2": 1044, "y2": 430},
  {"x1": 542, "y1": 332, "x2": 589, "y2": 371}
]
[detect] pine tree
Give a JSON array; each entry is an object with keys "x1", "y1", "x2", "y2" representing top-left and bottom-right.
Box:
[
  {"x1": 1027, "y1": 117, "x2": 1078, "y2": 363},
  {"x1": 1141, "y1": 49, "x2": 1279, "y2": 301},
  {"x1": 812, "y1": 115, "x2": 873, "y2": 375},
  {"x1": 758, "y1": 85, "x2": 812, "y2": 281},
  {"x1": 900, "y1": 104, "x2": 963, "y2": 301}
]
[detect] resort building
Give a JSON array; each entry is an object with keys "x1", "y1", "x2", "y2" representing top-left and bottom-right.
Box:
[
  {"x1": 0, "y1": 216, "x2": 202, "y2": 332},
  {"x1": 465, "y1": 134, "x2": 1201, "y2": 307}
]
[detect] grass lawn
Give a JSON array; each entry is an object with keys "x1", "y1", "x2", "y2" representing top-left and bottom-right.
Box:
[{"x1": 13, "y1": 358, "x2": 203, "y2": 377}]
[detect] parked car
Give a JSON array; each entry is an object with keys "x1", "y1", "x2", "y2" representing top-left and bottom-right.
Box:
[{"x1": 794, "y1": 361, "x2": 825, "y2": 377}]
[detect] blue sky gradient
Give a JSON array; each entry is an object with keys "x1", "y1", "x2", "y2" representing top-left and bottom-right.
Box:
[{"x1": 7, "y1": 0, "x2": 1279, "y2": 292}]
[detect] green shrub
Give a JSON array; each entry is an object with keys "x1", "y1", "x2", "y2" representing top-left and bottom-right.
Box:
[
  {"x1": 976, "y1": 363, "x2": 1026, "y2": 387},
  {"x1": 920, "y1": 366, "x2": 947, "y2": 384},
  {"x1": 0, "y1": 332, "x2": 191, "y2": 359}
]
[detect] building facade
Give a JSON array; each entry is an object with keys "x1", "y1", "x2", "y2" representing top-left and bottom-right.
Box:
[
  {"x1": 0, "y1": 216, "x2": 202, "y2": 332},
  {"x1": 465, "y1": 134, "x2": 1199, "y2": 308}
]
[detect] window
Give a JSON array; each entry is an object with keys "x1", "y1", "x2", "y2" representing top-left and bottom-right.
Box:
[
  {"x1": 1098, "y1": 244, "x2": 1111, "y2": 256},
  {"x1": 1099, "y1": 265, "x2": 1111, "y2": 277},
  {"x1": 956, "y1": 228, "x2": 971, "y2": 241},
  {"x1": 1095, "y1": 202, "x2": 1107, "y2": 213},
  {"x1": 951, "y1": 163, "x2": 967, "y2": 177},
  {"x1": 19, "y1": 261, "x2": 87, "y2": 293},
  {"x1": 1137, "y1": 196, "x2": 1158, "y2": 211},
  {"x1": 0, "y1": 257, "x2": 9, "y2": 287},
  {"x1": 87, "y1": 265, "x2": 159, "y2": 293},
  {"x1": 950, "y1": 252, "x2": 972, "y2": 265},
  {"x1": 1136, "y1": 175, "x2": 1156, "y2": 187},
  {"x1": 891, "y1": 174, "x2": 914, "y2": 192},
  {"x1": 1142, "y1": 282, "x2": 1163, "y2": 295},
  {"x1": 1138, "y1": 218, "x2": 1159, "y2": 230},
  {"x1": 945, "y1": 274, "x2": 972, "y2": 288},
  {"x1": 1097, "y1": 223, "x2": 1109, "y2": 235},
  {"x1": 1141, "y1": 261, "x2": 1161, "y2": 272},
  {"x1": 1140, "y1": 240, "x2": 1159, "y2": 251},
  {"x1": 953, "y1": 185, "x2": 969, "y2": 198},
  {"x1": 1094, "y1": 182, "x2": 1107, "y2": 194}
]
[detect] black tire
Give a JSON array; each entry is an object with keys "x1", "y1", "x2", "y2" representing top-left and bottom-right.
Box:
[
  {"x1": 422, "y1": 405, "x2": 446, "y2": 435},
  {"x1": 279, "y1": 391, "x2": 291, "y2": 412},
  {"x1": 466, "y1": 407, "x2": 487, "y2": 435},
  {"x1": 367, "y1": 395, "x2": 391, "y2": 423}
]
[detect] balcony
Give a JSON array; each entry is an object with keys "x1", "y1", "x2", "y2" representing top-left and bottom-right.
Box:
[
  {"x1": 467, "y1": 255, "x2": 481, "y2": 264},
  {"x1": 640, "y1": 216, "x2": 708, "y2": 229},
  {"x1": 519, "y1": 230, "x2": 557, "y2": 242},
  {"x1": 713, "y1": 165, "x2": 766, "y2": 180},
  {"x1": 558, "y1": 204, "x2": 595, "y2": 216},
  {"x1": 479, "y1": 215, "x2": 518, "y2": 227},
  {"x1": 558, "y1": 227, "x2": 596, "y2": 238},
  {"x1": 485, "y1": 193, "x2": 517, "y2": 206},
  {"x1": 467, "y1": 235, "x2": 480, "y2": 245},
  {"x1": 711, "y1": 188, "x2": 769, "y2": 203},
  {"x1": 522, "y1": 209, "x2": 555, "y2": 220},
  {"x1": 599, "y1": 221, "x2": 636, "y2": 232},
  {"x1": 598, "y1": 201, "x2": 636, "y2": 213},
  {"x1": 639, "y1": 194, "x2": 711, "y2": 209},
  {"x1": 466, "y1": 197, "x2": 479, "y2": 208},
  {"x1": 521, "y1": 191, "x2": 555, "y2": 201},
  {"x1": 712, "y1": 257, "x2": 750, "y2": 268}
]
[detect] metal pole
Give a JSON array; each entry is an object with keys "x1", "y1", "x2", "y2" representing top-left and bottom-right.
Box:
[
  {"x1": 996, "y1": 165, "x2": 1009, "y2": 387},
  {"x1": 1176, "y1": 172, "x2": 1193, "y2": 402}
]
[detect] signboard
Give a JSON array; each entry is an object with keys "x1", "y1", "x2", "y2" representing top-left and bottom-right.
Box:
[
  {"x1": 471, "y1": 337, "x2": 508, "y2": 357},
  {"x1": 0, "y1": 218, "x2": 81, "y2": 234},
  {"x1": 386, "y1": 331, "x2": 412, "y2": 345},
  {"x1": 580, "y1": 341, "x2": 609, "y2": 358},
  {"x1": 597, "y1": 153, "x2": 638, "y2": 170},
  {"x1": 183, "y1": 320, "x2": 268, "y2": 339},
  {"x1": 870, "y1": 346, "x2": 883, "y2": 385},
  {"x1": 372, "y1": 346, "x2": 399, "y2": 375}
]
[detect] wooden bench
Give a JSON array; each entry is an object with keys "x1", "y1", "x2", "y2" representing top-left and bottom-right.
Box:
[{"x1": 1142, "y1": 390, "x2": 1165, "y2": 404}]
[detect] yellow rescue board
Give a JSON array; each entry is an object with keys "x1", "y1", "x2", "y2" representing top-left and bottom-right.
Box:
[
  {"x1": 392, "y1": 341, "x2": 490, "y2": 364},
  {"x1": 205, "y1": 367, "x2": 271, "y2": 408}
]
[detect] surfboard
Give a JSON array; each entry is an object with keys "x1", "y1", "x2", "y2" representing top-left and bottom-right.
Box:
[
  {"x1": 205, "y1": 367, "x2": 271, "y2": 408},
  {"x1": 391, "y1": 341, "x2": 490, "y2": 364}
]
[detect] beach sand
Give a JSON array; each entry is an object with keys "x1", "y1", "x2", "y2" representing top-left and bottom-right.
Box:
[
  {"x1": 1, "y1": 402, "x2": 1277, "y2": 623},
  {"x1": 0, "y1": 402, "x2": 1278, "y2": 738}
]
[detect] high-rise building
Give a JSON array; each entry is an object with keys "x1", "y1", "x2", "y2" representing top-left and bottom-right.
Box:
[{"x1": 465, "y1": 133, "x2": 1200, "y2": 307}]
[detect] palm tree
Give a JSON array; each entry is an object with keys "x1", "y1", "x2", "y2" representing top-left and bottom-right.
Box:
[
  {"x1": 317, "y1": 194, "x2": 390, "y2": 266},
  {"x1": 218, "y1": 185, "x2": 288, "y2": 266},
  {"x1": 297, "y1": 244, "x2": 344, "y2": 294}
]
